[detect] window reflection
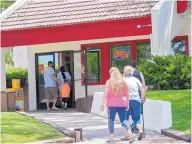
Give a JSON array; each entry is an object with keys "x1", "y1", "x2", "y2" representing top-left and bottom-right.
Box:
[
  {"x1": 171, "y1": 40, "x2": 186, "y2": 55},
  {"x1": 86, "y1": 48, "x2": 101, "y2": 82},
  {"x1": 136, "y1": 43, "x2": 151, "y2": 65}
]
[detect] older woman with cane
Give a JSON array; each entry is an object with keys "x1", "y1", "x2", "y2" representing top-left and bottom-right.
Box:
[{"x1": 123, "y1": 66, "x2": 146, "y2": 141}]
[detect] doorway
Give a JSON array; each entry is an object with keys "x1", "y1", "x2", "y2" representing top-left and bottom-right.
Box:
[{"x1": 35, "y1": 50, "x2": 87, "y2": 109}]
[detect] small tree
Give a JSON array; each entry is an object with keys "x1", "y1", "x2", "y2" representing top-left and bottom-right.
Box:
[
  {"x1": 1, "y1": 1, "x2": 15, "y2": 66},
  {"x1": 0, "y1": 0, "x2": 15, "y2": 10},
  {"x1": 5, "y1": 50, "x2": 14, "y2": 67}
]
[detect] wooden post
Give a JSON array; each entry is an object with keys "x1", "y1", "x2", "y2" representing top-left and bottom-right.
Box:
[
  {"x1": 74, "y1": 128, "x2": 83, "y2": 141},
  {"x1": 73, "y1": 131, "x2": 81, "y2": 142}
]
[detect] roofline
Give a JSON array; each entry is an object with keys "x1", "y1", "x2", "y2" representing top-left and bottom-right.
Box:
[
  {"x1": 151, "y1": 0, "x2": 166, "y2": 12},
  {"x1": 0, "y1": 0, "x2": 27, "y2": 21},
  {"x1": 1, "y1": 15, "x2": 152, "y2": 31}
]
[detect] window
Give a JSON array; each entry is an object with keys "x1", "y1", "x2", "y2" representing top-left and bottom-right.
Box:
[
  {"x1": 171, "y1": 40, "x2": 187, "y2": 55},
  {"x1": 54, "y1": 53, "x2": 59, "y2": 72},
  {"x1": 86, "y1": 48, "x2": 101, "y2": 82},
  {"x1": 111, "y1": 44, "x2": 131, "y2": 73},
  {"x1": 136, "y1": 43, "x2": 151, "y2": 64}
]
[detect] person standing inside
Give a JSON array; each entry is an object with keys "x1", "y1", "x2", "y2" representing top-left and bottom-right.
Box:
[
  {"x1": 100, "y1": 67, "x2": 136, "y2": 143},
  {"x1": 44, "y1": 61, "x2": 60, "y2": 111},
  {"x1": 123, "y1": 66, "x2": 145, "y2": 140},
  {"x1": 57, "y1": 66, "x2": 72, "y2": 110}
]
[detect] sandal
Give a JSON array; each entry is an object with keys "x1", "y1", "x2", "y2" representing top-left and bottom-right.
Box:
[
  {"x1": 129, "y1": 134, "x2": 136, "y2": 143},
  {"x1": 138, "y1": 132, "x2": 143, "y2": 140},
  {"x1": 106, "y1": 138, "x2": 115, "y2": 144},
  {"x1": 52, "y1": 107, "x2": 58, "y2": 110},
  {"x1": 121, "y1": 136, "x2": 130, "y2": 141}
]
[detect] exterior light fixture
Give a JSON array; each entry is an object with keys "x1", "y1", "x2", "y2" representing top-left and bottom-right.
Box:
[{"x1": 137, "y1": 24, "x2": 152, "y2": 28}]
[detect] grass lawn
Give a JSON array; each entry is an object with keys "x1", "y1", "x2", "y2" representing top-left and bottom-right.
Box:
[
  {"x1": 1, "y1": 112, "x2": 64, "y2": 143},
  {"x1": 147, "y1": 89, "x2": 191, "y2": 134}
]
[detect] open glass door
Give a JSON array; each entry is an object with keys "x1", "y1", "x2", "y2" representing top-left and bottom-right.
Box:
[
  {"x1": 35, "y1": 53, "x2": 55, "y2": 109},
  {"x1": 71, "y1": 49, "x2": 88, "y2": 108}
]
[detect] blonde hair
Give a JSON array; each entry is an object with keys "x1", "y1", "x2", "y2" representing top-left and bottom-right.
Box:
[
  {"x1": 123, "y1": 66, "x2": 134, "y2": 77},
  {"x1": 108, "y1": 67, "x2": 126, "y2": 95}
]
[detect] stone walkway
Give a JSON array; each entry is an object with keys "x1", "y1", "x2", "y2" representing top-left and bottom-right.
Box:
[{"x1": 25, "y1": 110, "x2": 186, "y2": 144}]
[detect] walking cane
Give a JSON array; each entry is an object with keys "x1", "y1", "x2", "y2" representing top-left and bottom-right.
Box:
[{"x1": 141, "y1": 103, "x2": 145, "y2": 138}]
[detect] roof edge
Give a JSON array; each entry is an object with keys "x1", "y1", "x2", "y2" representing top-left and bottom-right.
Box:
[
  {"x1": 151, "y1": 0, "x2": 166, "y2": 12},
  {"x1": 1, "y1": 15, "x2": 151, "y2": 32},
  {"x1": 0, "y1": 0, "x2": 27, "y2": 21}
]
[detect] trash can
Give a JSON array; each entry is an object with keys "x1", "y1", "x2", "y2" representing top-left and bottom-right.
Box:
[{"x1": 1, "y1": 91, "x2": 16, "y2": 112}]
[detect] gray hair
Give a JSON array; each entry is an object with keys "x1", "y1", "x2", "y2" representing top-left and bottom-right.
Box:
[{"x1": 124, "y1": 66, "x2": 134, "y2": 76}]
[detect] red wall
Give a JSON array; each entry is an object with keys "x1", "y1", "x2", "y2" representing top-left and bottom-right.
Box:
[
  {"x1": 177, "y1": 0, "x2": 188, "y2": 13},
  {"x1": 1, "y1": 16, "x2": 152, "y2": 47}
]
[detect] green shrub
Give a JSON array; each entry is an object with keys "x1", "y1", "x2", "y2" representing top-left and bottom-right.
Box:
[
  {"x1": 6, "y1": 68, "x2": 28, "y2": 88},
  {"x1": 138, "y1": 55, "x2": 191, "y2": 90}
]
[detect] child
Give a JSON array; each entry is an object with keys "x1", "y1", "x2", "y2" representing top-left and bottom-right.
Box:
[{"x1": 60, "y1": 81, "x2": 71, "y2": 110}]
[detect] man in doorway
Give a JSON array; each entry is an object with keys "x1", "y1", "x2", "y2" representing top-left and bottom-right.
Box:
[{"x1": 44, "y1": 61, "x2": 60, "y2": 111}]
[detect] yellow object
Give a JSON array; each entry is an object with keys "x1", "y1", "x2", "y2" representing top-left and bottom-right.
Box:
[
  {"x1": 12, "y1": 79, "x2": 21, "y2": 89},
  {"x1": 6, "y1": 79, "x2": 24, "y2": 112}
]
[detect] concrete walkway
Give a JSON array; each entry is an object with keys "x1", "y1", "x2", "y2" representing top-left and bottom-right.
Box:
[{"x1": 26, "y1": 110, "x2": 186, "y2": 144}]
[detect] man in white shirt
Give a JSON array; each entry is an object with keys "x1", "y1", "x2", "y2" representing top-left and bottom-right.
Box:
[{"x1": 44, "y1": 61, "x2": 60, "y2": 111}]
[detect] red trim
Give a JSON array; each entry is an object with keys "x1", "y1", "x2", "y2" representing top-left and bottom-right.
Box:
[
  {"x1": 1, "y1": 16, "x2": 152, "y2": 47},
  {"x1": 173, "y1": 35, "x2": 189, "y2": 56},
  {"x1": 80, "y1": 36, "x2": 189, "y2": 86},
  {"x1": 177, "y1": 0, "x2": 188, "y2": 13},
  {"x1": 81, "y1": 39, "x2": 150, "y2": 85}
]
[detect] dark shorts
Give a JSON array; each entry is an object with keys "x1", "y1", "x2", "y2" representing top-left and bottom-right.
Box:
[
  {"x1": 62, "y1": 98, "x2": 69, "y2": 103},
  {"x1": 44, "y1": 87, "x2": 58, "y2": 100}
]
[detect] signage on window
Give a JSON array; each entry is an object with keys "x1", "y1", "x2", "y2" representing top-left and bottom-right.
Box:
[
  {"x1": 113, "y1": 49, "x2": 130, "y2": 60},
  {"x1": 111, "y1": 45, "x2": 131, "y2": 73},
  {"x1": 39, "y1": 64, "x2": 44, "y2": 74}
]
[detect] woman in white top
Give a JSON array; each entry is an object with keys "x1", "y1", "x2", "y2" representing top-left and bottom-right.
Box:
[
  {"x1": 57, "y1": 66, "x2": 71, "y2": 88},
  {"x1": 57, "y1": 66, "x2": 71, "y2": 109},
  {"x1": 123, "y1": 66, "x2": 145, "y2": 141}
]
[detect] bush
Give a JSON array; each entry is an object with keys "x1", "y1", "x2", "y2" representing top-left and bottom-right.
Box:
[
  {"x1": 6, "y1": 68, "x2": 28, "y2": 88},
  {"x1": 138, "y1": 55, "x2": 191, "y2": 90}
]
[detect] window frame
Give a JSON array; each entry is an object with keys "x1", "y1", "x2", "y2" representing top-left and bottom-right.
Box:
[
  {"x1": 86, "y1": 48, "x2": 101, "y2": 83},
  {"x1": 81, "y1": 44, "x2": 103, "y2": 85},
  {"x1": 172, "y1": 36, "x2": 189, "y2": 55}
]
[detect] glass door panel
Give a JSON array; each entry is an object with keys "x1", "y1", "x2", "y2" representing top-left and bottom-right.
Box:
[{"x1": 36, "y1": 53, "x2": 55, "y2": 108}]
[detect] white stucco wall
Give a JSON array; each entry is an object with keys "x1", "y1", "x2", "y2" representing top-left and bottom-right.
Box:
[
  {"x1": 24, "y1": 35, "x2": 149, "y2": 111},
  {"x1": 13, "y1": 46, "x2": 28, "y2": 68},
  {"x1": 151, "y1": 0, "x2": 190, "y2": 56}
]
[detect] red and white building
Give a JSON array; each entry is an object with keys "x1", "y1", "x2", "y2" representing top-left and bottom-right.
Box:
[{"x1": 0, "y1": 0, "x2": 191, "y2": 111}]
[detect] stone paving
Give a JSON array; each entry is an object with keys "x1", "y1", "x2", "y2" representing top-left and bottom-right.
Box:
[{"x1": 26, "y1": 110, "x2": 187, "y2": 144}]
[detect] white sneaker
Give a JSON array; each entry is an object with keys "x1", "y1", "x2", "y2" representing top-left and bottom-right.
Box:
[{"x1": 129, "y1": 134, "x2": 136, "y2": 143}]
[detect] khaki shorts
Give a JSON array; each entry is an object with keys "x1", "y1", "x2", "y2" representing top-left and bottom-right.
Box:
[{"x1": 44, "y1": 87, "x2": 58, "y2": 100}]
